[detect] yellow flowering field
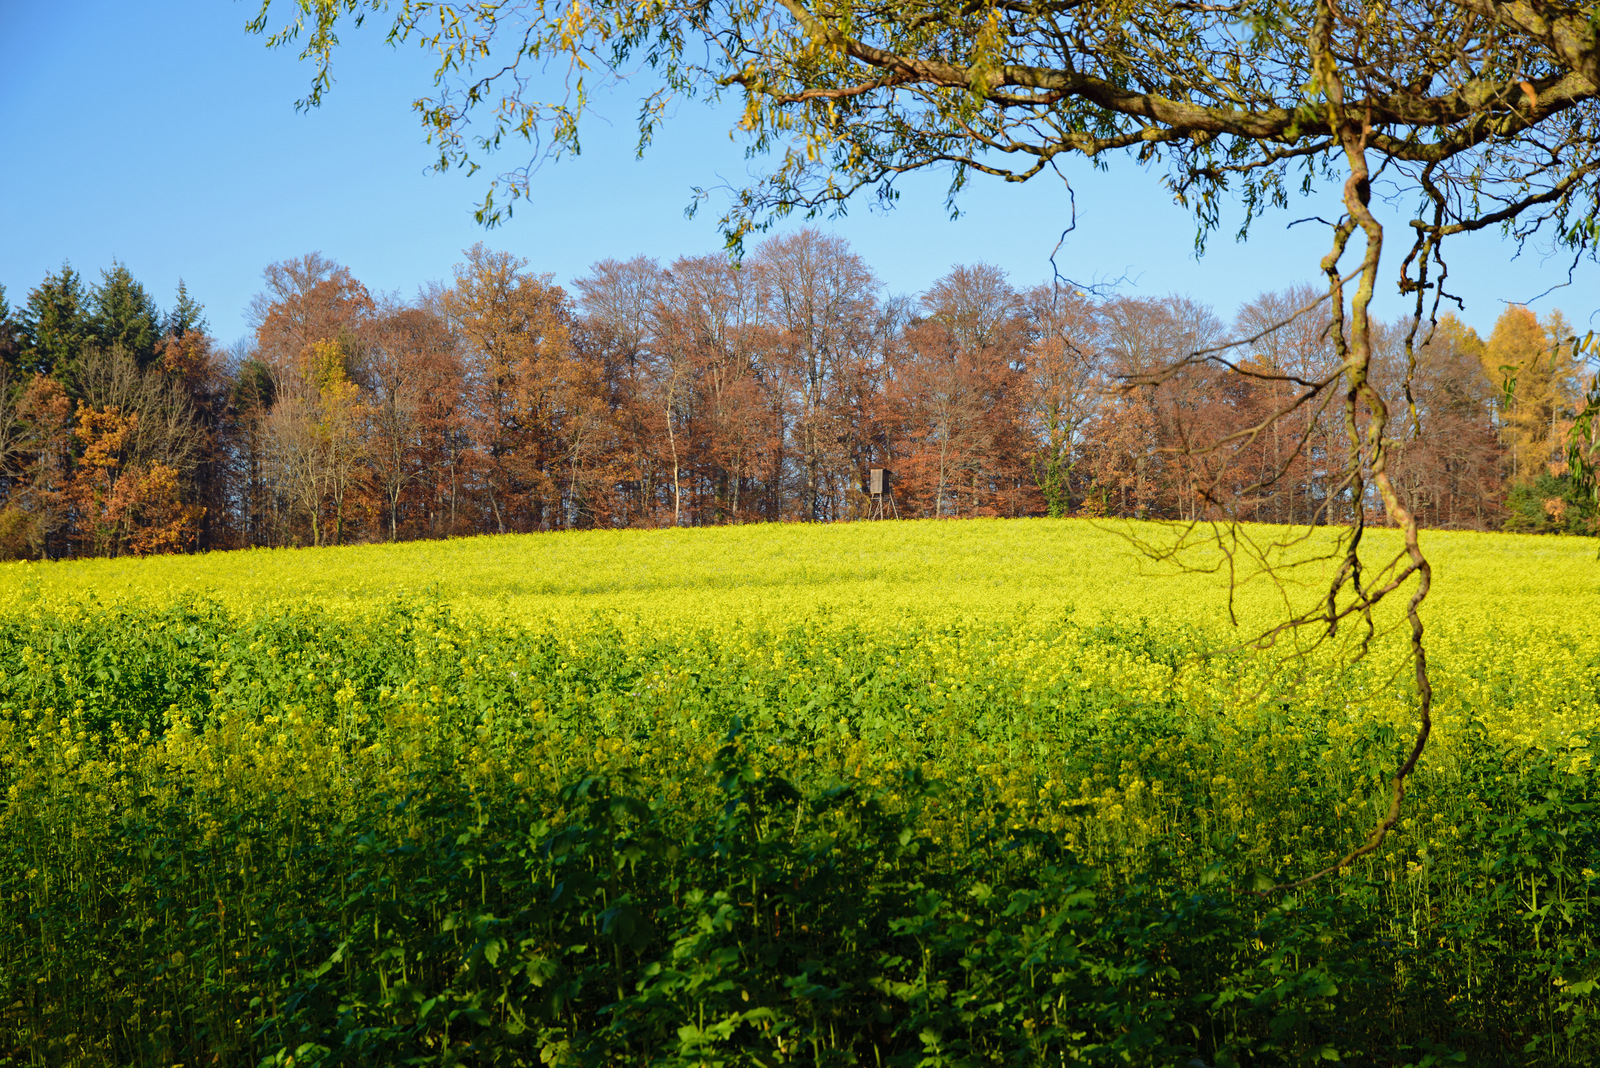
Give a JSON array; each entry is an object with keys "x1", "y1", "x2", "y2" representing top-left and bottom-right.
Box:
[
  {"x1": 1, "y1": 516, "x2": 1591, "y2": 627},
  {"x1": 0, "y1": 518, "x2": 1596, "y2": 1065},
  {"x1": 4, "y1": 516, "x2": 1593, "y2": 755}
]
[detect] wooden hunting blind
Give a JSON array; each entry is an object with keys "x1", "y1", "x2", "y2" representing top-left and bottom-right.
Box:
[{"x1": 867, "y1": 468, "x2": 898, "y2": 519}]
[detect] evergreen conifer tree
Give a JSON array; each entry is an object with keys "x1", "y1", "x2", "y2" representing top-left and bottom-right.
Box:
[
  {"x1": 0, "y1": 285, "x2": 21, "y2": 374},
  {"x1": 88, "y1": 262, "x2": 162, "y2": 368},
  {"x1": 21, "y1": 264, "x2": 90, "y2": 383},
  {"x1": 166, "y1": 280, "x2": 209, "y2": 339}
]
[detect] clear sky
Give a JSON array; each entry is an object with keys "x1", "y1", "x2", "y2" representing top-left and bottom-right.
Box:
[{"x1": 3, "y1": 0, "x2": 1595, "y2": 349}]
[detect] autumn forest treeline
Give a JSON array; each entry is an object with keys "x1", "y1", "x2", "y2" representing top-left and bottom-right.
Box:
[{"x1": 0, "y1": 230, "x2": 1591, "y2": 558}]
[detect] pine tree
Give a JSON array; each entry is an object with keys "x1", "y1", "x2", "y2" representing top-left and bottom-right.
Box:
[
  {"x1": 0, "y1": 284, "x2": 22, "y2": 374},
  {"x1": 88, "y1": 261, "x2": 162, "y2": 368},
  {"x1": 167, "y1": 280, "x2": 209, "y2": 339},
  {"x1": 20, "y1": 264, "x2": 90, "y2": 383}
]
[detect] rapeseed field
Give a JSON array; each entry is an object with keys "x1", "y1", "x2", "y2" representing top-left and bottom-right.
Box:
[
  {"x1": 0, "y1": 518, "x2": 1595, "y2": 1065},
  {"x1": 1, "y1": 517, "x2": 1590, "y2": 629}
]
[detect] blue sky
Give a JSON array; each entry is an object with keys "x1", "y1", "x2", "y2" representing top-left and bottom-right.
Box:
[{"x1": 3, "y1": 0, "x2": 1595, "y2": 348}]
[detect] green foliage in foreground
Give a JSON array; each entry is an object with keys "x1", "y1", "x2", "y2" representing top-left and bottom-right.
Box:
[{"x1": 0, "y1": 601, "x2": 1595, "y2": 1066}]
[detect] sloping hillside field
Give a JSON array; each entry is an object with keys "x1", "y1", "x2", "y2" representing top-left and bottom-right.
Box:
[{"x1": 0, "y1": 519, "x2": 1596, "y2": 1065}]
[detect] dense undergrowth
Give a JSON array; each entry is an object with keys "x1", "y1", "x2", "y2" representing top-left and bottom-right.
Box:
[{"x1": 0, "y1": 598, "x2": 1594, "y2": 1065}]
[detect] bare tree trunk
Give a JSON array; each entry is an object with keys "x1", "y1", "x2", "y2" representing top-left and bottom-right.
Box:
[{"x1": 488, "y1": 481, "x2": 505, "y2": 534}]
